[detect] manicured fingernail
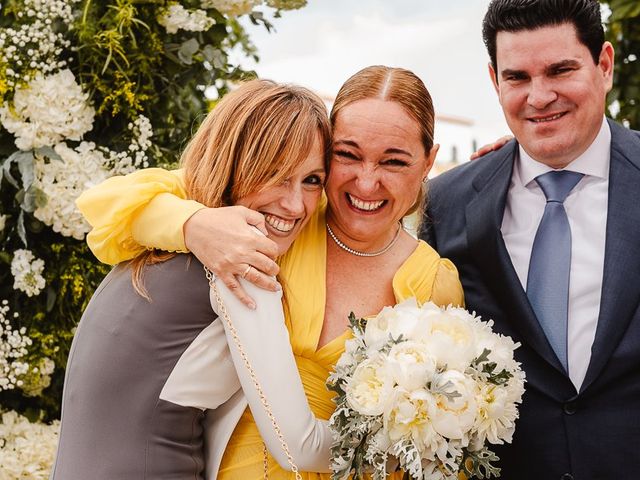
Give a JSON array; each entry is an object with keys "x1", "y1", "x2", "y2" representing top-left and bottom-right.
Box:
[
  {"x1": 273, "y1": 283, "x2": 281, "y2": 291},
  {"x1": 248, "y1": 301, "x2": 256, "y2": 310}
]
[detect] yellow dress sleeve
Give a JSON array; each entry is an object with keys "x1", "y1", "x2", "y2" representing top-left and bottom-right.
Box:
[
  {"x1": 76, "y1": 168, "x2": 204, "y2": 265},
  {"x1": 430, "y1": 258, "x2": 465, "y2": 308},
  {"x1": 392, "y1": 240, "x2": 464, "y2": 308}
]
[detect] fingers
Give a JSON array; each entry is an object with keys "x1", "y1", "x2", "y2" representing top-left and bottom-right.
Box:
[
  {"x1": 243, "y1": 263, "x2": 280, "y2": 293},
  {"x1": 217, "y1": 272, "x2": 256, "y2": 310},
  {"x1": 242, "y1": 207, "x2": 269, "y2": 237},
  {"x1": 470, "y1": 135, "x2": 514, "y2": 160}
]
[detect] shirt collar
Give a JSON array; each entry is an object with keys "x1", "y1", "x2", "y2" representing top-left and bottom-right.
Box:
[{"x1": 516, "y1": 116, "x2": 611, "y2": 187}]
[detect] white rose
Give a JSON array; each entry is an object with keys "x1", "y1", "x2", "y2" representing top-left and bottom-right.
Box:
[
  {"x1": 429, "y1": 370, "x2": 477, "y2": 440},
  {"x1": 346, "y1": 355, "x2": 393, "y2": 416},
  {"x1": 387, "y1": 341, "x2": 436, "y2": 391}
]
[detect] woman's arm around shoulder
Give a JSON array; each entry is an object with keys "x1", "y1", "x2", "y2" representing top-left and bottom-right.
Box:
[{"x1": 77, "y1": 168, "x2": 203, "y2": 264}]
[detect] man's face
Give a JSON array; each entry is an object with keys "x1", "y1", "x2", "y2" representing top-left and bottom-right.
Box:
[{"x1": 489, "y1": 23, "x2": 614, "y2": 169}]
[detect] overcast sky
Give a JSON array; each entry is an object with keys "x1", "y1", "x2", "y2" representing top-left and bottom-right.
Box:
[{"x1": 231, "y1": 0, "x2": 510, "y2": 147}]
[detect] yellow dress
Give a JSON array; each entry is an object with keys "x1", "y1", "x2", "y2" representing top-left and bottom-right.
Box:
[
  {"x1": 219, "y1": 201, "x2": 464, "y2": 479},
  {"x1": 77, "y1": 170, "x2": 465, "y2": 478}
]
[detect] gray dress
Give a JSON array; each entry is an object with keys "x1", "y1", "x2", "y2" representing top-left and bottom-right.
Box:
[{"x1": 51, "y1": 254, "x2": 214, "y2": 479}]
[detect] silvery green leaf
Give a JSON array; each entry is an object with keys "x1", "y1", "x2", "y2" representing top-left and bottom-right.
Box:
[
  {"x1": 35, "y1": 146, "x2": 62, "y2": 161},
  {"x1": 17, "y1": 210, "x2": 27, "y2": 246},
  {"x1": 178, "y1": 38, "x2": 199, "y2": 65},
  {"x1": 21, "y1": 185, "x2": 46, "y2": 212}
]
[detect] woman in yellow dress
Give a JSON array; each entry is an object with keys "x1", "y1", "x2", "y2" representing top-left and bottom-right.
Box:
[{"x1": 78, "y1": 66, "x2": 464, "y2": 478}]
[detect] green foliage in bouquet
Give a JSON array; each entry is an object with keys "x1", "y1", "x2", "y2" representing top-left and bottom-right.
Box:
[{"x1": 0, "y1": 0, "x2": 306, "y2": 424}]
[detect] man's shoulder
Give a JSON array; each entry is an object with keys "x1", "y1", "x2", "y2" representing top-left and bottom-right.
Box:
[{"x1": 429, "y1": 141, "x2": 517, "y2": 197}]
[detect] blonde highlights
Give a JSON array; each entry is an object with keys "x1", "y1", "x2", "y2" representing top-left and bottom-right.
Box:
[{"x1": 132, "y1": 79, "x2": 331, "y2": 299}]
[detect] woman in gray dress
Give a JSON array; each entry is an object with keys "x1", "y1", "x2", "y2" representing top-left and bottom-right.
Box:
[{"x1": 51, "y1": 79, "x2": 335, "y2": 479}]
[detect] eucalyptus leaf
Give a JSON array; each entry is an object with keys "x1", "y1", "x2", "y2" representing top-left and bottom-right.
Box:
[
  {"x1": 17, "y1": 210, "x2": 27, "y2": 246},
  {"x1": 178, "y1": 38, "x2": 199, "y2": 65},
  {"x1": 46, "y1": 286, "x2": 57, "y2": 312}
]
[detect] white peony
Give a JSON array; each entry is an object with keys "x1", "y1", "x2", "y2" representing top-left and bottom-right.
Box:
[
  {"x1": 158, "y1": 4, "x2": 215, "y2": 34},
  {"x1": 387, "y1": 341, "x2": 436, "y2": 391},
  {"x1": 429, "y1": 370, "x2": 477, "y2": 441},
  {"x1": 33, "y1": 142, "x2": 110, "y2": 240},
  {"x1": 346, "y1": 355, "x2": 393, "y2": 416},
  {"x1": 11, "y1": 249, "x2": 45, "y2": 297},
  {"x1": 384, "y1": 387, "x2": 443, "y2": 459},
  {"x1": 422, "y1": 309, "x2": 478, "y2": 371},
  {"x1": 0, "y1": 69, "x2": 94, "y2": 151},
  {"x1": 364, "y1": 298, "x2": 432, "y2": 351}
]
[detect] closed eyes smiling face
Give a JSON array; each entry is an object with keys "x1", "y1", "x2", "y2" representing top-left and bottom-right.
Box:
[{"x1": 326, "y1": 98, "x2": 436, "y2": 250}]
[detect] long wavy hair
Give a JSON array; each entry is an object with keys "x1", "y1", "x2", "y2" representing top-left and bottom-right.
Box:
[{"x1": 131, "y1": 79, "x2": 332, "y2": 299}]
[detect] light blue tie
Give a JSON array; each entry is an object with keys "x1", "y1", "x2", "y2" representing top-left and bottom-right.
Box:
[{"x1": 526, "y1": 171, "x2": 584, "y2": 372}]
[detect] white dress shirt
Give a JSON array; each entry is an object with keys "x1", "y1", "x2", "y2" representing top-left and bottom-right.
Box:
[{"x1": 501, "y1": 117, "x2": 611, "y2": 390}]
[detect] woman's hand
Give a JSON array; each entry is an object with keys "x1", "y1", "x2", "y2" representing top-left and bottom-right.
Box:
[
  {"x1": 469, "y1": 135, "x2": 513, "y2": 160},
  {"x1": 184, "y1": 206, "x2": 280, "y2": 309}
]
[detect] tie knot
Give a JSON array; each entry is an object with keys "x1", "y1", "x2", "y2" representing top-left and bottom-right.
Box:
[{"x1": 535, "y1": 171, "x2": 584, "y2": 203}]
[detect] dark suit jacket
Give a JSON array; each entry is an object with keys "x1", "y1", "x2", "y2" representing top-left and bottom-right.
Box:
[{"x1": 420, "y1": 120, "x2": 640, "y2": 480}]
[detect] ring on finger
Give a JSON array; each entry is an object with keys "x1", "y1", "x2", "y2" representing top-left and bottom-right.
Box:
[{"x1": 241, "y1": 265, "x2": 252, "y2": 279}]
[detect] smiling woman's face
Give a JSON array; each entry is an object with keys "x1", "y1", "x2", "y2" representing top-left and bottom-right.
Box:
[
  {"x1": 326, "y1": 98, "x2": 436, "y2": 249},
  {"x1": 237, "y1": 134, "x2": 326, "y2": 255}
]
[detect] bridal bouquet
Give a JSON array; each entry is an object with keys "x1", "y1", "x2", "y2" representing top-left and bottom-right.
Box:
[{"x1": 327, "y1": 299, "x2": 525, "y2": 480}]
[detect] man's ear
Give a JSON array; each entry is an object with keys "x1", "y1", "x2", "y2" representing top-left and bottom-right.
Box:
[
  {"x1": 599, "y1": 41, "x2": 615, "y2": 92},
  {"x1": 488, "y1": 62, "x2": 500, "y2": 95}
]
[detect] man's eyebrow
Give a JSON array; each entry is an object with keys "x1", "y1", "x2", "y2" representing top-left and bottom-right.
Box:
[
  {"x1": 546, "y1": 59, "x2": 581, "y2": 72},
  {"x1": 500, "y1": 68, "x2": 527, "y2": 79}
]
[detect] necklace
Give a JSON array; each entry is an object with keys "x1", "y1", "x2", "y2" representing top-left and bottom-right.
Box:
[{"x1": 326, "y1": 222, "x2": 402, "y2": 257}]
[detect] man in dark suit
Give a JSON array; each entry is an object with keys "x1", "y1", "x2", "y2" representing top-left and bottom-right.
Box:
[{"x1": 420, "y1": 1, "x2": 640, "y2": 479}]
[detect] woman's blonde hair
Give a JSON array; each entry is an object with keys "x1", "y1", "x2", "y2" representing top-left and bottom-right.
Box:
[
  {"x1": 330, "y1": 65, "x2": 435, "y2": 217},
  {"x1": 132, "y1": 79, "x2": 331, "y2": 298}
]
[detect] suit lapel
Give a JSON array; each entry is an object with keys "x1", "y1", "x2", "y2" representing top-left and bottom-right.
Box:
[
  {"x1": 465, "y1": 143, "x2": 566, "y2": 374},
  {"x1": 581, "y1": 121, "x2": 640, "y2": 391}
]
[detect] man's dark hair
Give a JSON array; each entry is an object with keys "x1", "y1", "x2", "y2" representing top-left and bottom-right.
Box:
[{"x1": 482, "y1": 0, "x2": 605, "y2": 72}]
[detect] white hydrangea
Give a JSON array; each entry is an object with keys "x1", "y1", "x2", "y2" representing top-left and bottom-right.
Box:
[
  {"x1": 0, "y1": 0, "x2": 77, "y2": 92},
  {"x1": 109, "y1": 115, "x2": 153, "y2": 175},
  {"x1": 0, "y1": 300, "x2": 33, "y2": 392},
  {"x1": 0, "y1": 69, "x2": 95, "y2": 151},
  {"x1": 0, "y1": 410, "x2": 60, "y2": 480},
  {"x1": 201, "y1": 0, "x2": 261, "y2": 16},
  {"x1": 158, "y1": 4, "x2": 216, "y2": 34},
  {"x1": 11, "y1": 250, "x2": 46, "y2": 297},
  {"x1": 33, "y1": 142, "x2": 111, "y2": 240}
]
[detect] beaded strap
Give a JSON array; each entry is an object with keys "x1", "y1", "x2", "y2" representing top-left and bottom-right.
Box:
[{"x1": 205, "y1": 267, "x2": 303, "y2": 480}]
